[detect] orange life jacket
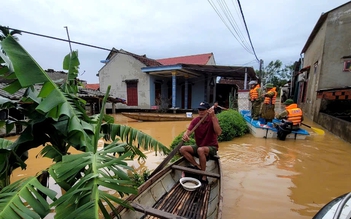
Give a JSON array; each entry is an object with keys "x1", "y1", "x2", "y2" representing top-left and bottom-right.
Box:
[
  {"x1": 286, "y1": 103, "x2": 303, "y2": 125},
  {"x1": 263, "y1": 87, "x2": 277, "y2": 104},
  {"x1": 249, "y1": 84, "x2": 260, "y2": 101}
]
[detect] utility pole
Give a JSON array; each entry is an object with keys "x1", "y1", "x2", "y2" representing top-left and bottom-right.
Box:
[
  {"x1": 259, "y1": 59, "x2": 263, "y2": 86},
  {"x1": 64, "y1": 26, "x2": 73, "y2": 54}
]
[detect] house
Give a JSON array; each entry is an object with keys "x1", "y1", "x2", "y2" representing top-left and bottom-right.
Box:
[
  {"x1": 296, "y1": 2, "x2": 351, "y2": 143},
  {"x1": 98, "y1": 49, "x2": 257, "y2": 112}
]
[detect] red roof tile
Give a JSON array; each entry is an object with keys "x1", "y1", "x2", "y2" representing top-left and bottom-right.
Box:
[
  {"x1": 85, "y1": 83, "x2": 100, "y2": 90},
  {"x1": 157, "y1": 53, "x2": 213, "y2": 65}
]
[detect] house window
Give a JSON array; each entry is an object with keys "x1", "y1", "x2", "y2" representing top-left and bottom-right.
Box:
[
  {"x1": 125, "y1": 80, "x2": 138, "y2": 106},
  {"x1": 343, "y1": 60, "x2": 351, "y2": 71}
]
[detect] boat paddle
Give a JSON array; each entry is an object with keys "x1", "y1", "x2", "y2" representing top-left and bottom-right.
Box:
[
  {"x1": 301, "y1": 123, "x2": 325, "y2": 135},
  {"x1": 149, "y1": 108, "x2": 212, "y2": 178}
]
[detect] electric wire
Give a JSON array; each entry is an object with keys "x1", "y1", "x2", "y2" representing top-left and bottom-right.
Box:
[
  {"x1": 208, "y1": 0, "x2": 260, "y2": 64},
  {"x1": 207, "y1": 0, "x2": 253, "y2": 54},
  {"x1": 237, "y1": 0, "x2": 260, "y2": 62},
  {"x1": 4, "y1": 26, "x2": 112, "y2": 52},
  {"x1": 3, "y1": 26, "x2": 259, "y2": 74},
  {"x1": 217, "y1": 0, "x2": 252, "y2": 52}
]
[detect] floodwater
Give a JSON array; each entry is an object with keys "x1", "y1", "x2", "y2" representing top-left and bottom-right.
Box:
[{"x1": 8, "y1": 111, "x2": 351, "y2": 219}]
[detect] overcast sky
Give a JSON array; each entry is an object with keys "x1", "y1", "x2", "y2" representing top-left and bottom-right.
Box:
[{"x1": 1, "y1": 0, "x2": 349, "y2": 83}]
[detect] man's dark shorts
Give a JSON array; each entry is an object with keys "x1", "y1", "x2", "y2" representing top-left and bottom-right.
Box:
[{"x1": 190, "y1": 145, "x2": 218, "y2": 160}]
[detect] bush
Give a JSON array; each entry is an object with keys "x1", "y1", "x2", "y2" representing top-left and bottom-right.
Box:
[
  {"x1": 217, "y1": 109, "x2": 249, "y2": 141},
  {"x1": 170, "y1": 131, "x2": 195, "y2": 150}
]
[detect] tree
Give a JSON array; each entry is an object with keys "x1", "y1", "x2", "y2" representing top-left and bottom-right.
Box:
[
  {"x1": 0, "y1": 34, "x2": 170, "y2": 218},
  {"x1": 256, "y1": 60, "x2": 295, "y2": 91}
]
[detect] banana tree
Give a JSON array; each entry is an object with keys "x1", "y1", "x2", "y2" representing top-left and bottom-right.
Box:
[{"x1": 0, "y1": 34, "x2": 170, "y2": 218}]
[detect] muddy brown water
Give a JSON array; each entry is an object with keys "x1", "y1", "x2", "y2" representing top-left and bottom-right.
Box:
[{"x1": 8, "y1": 112, "x2": 351, "y2": 219}]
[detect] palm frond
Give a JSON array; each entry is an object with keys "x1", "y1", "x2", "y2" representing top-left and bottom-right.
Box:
[
  {"x1": 102, "y1": 123, "x2": 170, "y2": 159},
  {"x1": 49, "y1": 145, "x2": 137, "y2": 219},
  {"x1": 0, "y1": 177, "x2": 57, "y2": 219}
]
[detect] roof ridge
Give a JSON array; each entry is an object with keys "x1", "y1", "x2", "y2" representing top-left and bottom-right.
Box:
[{"x1": 157, "y1": 52, "x2": 213, "y2": 60}]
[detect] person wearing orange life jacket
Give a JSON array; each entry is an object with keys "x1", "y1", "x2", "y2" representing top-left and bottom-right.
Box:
[
  {"x1": 260, "y1": 83, "x2": 277, "y2": 123},
  {"x1": 276, "y1": 99, "x2": 303, "y2": 131},
  {"x1": 248, "y1": 81, "x2": 262, "y2": 120}
]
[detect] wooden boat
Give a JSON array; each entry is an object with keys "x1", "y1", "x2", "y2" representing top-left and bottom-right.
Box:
[
  {"x1": 313, "y1": 192, "x2": 351, "y2": 219},
  {"x1": 121, "y1": 112, "x2": 194, "y2": 122},
  {"x1": 111, "y1": 156, "x2": 223, "y2": 219},
  {"x1": 240, "y1": 110, "x2": 310, "y2": 140}
]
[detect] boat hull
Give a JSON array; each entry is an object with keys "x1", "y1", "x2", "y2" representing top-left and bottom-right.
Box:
[
  {"x1": 241, "y1": 110, "x2": 309, "y2": 140},
  {"x1": 313, "y1": 192, "x2": 351, "y2": 219},
  {"x1": 121, "y1": 112, "x2": 194, "y2": 122},
  {"x1": 112, "y1": 157, "x2": 223, "y2": 219}
]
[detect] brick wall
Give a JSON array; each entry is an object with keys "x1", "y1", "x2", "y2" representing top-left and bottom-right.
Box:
[{"x1": 317, "y1": 88, "x2": 351, "y2": 100}]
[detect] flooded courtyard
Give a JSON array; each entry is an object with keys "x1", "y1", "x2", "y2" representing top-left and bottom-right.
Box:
[{"x1": 8, "y1": 113, "x2": 351, "y2": 219}]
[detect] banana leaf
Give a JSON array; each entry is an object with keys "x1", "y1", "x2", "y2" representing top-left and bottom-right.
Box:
[
  {"x1": 0, "y1": 35, "x2": 93, "y2": 151},
  {"x1": 49, "y1": 139, "x2": 138, "y2": 219},
  {"x1": 0, "y1": 34, "x2": 171, "y2": 218},
  {"x1": 0, "y1": 176, "x2": 57, "y2": 219},
  {"x1": 101, "y1": 123, "x2": 170, "y2": 160},
  {"x1": 0, "y1": 138, "x2": 28, "y2": 191}
]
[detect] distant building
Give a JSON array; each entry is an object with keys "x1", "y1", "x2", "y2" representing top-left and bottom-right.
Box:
[{"x1": 98, "y1": 49, "x2": 256, "y2": 112}]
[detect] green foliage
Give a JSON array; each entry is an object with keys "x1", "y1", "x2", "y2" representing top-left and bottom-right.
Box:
[
  {"x1": 217, "y1": 109, "x2": 249, "y2": 141},
  {"x1": 130, "y1": 169, "x2": 150, "y2": 187},
  {"x1": 256, "y1": 59, "x2": 294, "y2": 90},
  {"x1": 169, "y1": 131, "x2": 195, "y2": 161},
  {"x1": 0, "y1": 176, "x2": 57, "y2": 219},
  {"x1": 0, "y1": 33, "x2": 170, "y2": 218},
  {"x1": 170, "y1": 131, "x2": 195, "y2": 151},
  {"x1": 49, "y1": 149, "x2": 137, "y2": 219}
]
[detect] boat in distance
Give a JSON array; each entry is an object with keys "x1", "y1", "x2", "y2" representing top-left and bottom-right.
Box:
[
  {"x1": 121, "y1": 112, "x2": 194, "y2": 122},
  {"x1": 240, "y1": 110, "x2": 310, "y2": 140}
]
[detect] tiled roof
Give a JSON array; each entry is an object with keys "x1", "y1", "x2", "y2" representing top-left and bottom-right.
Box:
[
  {"x1": 157, "y1": 53, "x2": 213, "y2": 65},
  {"x1": 0, "y1": 84, "x2": 126, "y2": 104},
  {"x1": 85, "y1": 83, "x2": 99, "y2": 90},
  {"x1": 46, "y1": 70, "x2": 68, "y2": 84},
  {"x1": 105, "y1": 48, "x2": 213, "y2": 67},
  {"x1": 120, "y1": 50, "x2": 162, "y2": 67},
  {"x1": 106, "y1": 48, "x2": 162, "y2": 67},
  {"x1": 79, "y1": 88, "x2": 126, "y2": 104},
  {"x1": 0, "y1": 83, "x2": 27, "y2": 100}
]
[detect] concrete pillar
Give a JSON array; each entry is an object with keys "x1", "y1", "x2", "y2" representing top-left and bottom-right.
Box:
[
  {"x1": 244, "y1": 68, "x2": 248, "y2": 90},
  {"x1": 172, "y1": 71, "x2": 177, "y2": 109},
  {"x1": 184, "y1": 75, "x2": 188, "y2": 109},
  {"x1": 90, "y1": 103, "x2": 94, "y2": 115},
  {"x1": 204, "y1": 75, "x2": 208, "y2": 101},
  {"x1": 112, "y1": 103, "x2": 116, "y2": 114}
]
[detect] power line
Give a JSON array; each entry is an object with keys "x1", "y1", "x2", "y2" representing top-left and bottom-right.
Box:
[
  {"x1": 208, "y1": 0, "x2": 253, "y2": 54},
  {"x1": 5, "y1": 26, "x2": 113, "y2": 52},
  {"x1": 236, "y1": 0, "x2": 259, "y2": 62}
]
